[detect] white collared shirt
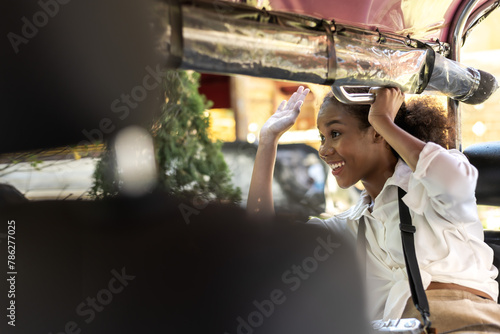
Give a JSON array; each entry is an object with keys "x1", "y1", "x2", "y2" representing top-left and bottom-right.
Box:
[{"x1": 309, "y1": 142, "x2": 499, "y2": 320}]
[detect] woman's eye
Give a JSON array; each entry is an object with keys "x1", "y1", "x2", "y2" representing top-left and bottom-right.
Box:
[
  {"x1": 319, "y1": 134, "x2": 325, "y2": 143},
  {"x1": 331, "y1": 131, "x2": 340, "y2": 138}
]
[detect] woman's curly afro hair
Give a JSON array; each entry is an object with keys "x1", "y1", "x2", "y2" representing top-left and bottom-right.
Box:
[{"x1": 320, "y1": 89, "x2": 456, "y2": 152}]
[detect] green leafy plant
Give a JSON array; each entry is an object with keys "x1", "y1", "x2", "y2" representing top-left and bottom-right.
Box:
[{"x1": 91, "y1": 70, "x2": 241, "y2": 203}]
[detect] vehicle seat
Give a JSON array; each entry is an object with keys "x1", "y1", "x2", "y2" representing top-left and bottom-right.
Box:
[
  {"x1": 0, "y1": 192, "x2": 369, "y2": 334},
  {"x1": 464, "y1": 141, "x2": 500, "y2": 303}
]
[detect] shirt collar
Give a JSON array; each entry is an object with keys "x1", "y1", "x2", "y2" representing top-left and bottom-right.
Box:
[
  {"x1": 346, "y1": 159, "x2": 411, "y2": 221},
  {"x1": 383, "y1": 159, "x2": 411, "y2": 192}
]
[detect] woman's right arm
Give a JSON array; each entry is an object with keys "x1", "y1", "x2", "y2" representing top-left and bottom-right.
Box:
[{"x1": 246, "y1": 86, "x2": 309, "y2": 217}]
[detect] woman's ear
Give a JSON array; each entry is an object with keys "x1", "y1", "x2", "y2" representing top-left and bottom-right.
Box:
[{"x1": 372, "y1": 129, "x2": 385, "y2": 143}]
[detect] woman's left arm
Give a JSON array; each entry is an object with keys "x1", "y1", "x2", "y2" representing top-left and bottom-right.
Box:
[
  {"x1": 367, "y1": 87, "x2": 425, "y2": 171},
  {"x1": 368, "y1": 88, "x2": 478, "y2": 206}
]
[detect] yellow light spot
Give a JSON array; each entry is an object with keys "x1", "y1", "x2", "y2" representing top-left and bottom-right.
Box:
[
  {"x1": 248, "y1": 122, "x2": 259, "y2": 132},
  {"x1": 472, "y1": 121, "x2": 487, "y2": 136},
  {"x1": 247, "y1": 133, "x2": 256, "y2": 143}
]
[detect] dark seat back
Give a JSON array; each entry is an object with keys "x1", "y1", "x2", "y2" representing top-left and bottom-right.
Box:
[
  {"x1": 485, "y1": 231, "x2": 500, "y2": 303},
  {"x1": 464, "y1": 142, "x2": 500, "y2": 303},
  {"x1": 464, "y1": 142, "x2": 500, "y2": 206},
  {"x1": 0, "y1": 192, "x2": 369, "y2": 333}
]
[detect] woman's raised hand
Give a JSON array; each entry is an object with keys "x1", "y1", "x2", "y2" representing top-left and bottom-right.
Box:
[
  {"x1": 367, "y1": 86, "x2": 425, "y2": 172},
  {"x1": 259, "y1": 86, "x2": 310, "y2": 144},
  {"x1": 247, "y1": 86, "x2": 309, "y2": 217},
  {"x1": 367, "y1": 87, "x2": 405, "y2": 125}
]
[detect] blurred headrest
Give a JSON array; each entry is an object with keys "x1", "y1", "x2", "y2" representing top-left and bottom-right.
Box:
[
  {"x1": 0, "y1": 0, "x2": 160, "y2": 153},
  {"x1": 463, "y1": 141, "x2": 500, "y2": 206}
]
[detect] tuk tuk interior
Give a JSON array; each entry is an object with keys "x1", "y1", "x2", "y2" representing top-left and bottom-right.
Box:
[{"x1": 1, "y1": 0, "x2": 500, "y2": 332}]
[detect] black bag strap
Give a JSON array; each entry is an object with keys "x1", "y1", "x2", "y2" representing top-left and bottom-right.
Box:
[
  {"x1": 398, "y1": 187, "x2": 431, "y2": 330},
  {"x1": 356, "y1": 189, "x2": 433, "y2": 332},
  {"x1": 357, "y1": 216, "x2": 366, "y2": 278}
]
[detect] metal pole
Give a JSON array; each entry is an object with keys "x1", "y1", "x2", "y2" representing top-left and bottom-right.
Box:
[{"x1": 447, "y1": 0, "x2": 482, "y2": 150}]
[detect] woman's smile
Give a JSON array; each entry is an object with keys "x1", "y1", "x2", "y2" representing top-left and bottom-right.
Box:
[
  {"x1": 317, "y1": 103, "x2": 396, "y2": 195},
  {"x1": 326, "y1": 160, "x2": 345, "y2": 176}
]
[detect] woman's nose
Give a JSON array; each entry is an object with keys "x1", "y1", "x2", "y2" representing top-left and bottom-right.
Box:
[{"x1": 319, "y1": 144, "x2": 334, "y2": 160}]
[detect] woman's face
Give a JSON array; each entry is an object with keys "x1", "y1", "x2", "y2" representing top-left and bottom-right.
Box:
[{"x1": 317, "y1": 103, "x2": 388, "y2": 189}]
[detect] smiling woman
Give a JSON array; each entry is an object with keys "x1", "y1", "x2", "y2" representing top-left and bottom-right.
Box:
[
  {"x1": 317, "y1": 98, "x2": 396, "y2": 192},
  {"x1": 316, "y1": 88, "x2": 454, "y2": 195},
  {"x1": 247, "y1": 85, "x2": 500, "y2": 332}
]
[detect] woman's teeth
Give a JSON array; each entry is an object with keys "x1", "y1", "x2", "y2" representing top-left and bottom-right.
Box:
[{"x1": 329, "y1": 161, "x2": 345, "y2": 171}]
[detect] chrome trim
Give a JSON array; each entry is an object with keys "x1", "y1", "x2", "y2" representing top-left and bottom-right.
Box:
[
  {"x1": 462, "y1": 0, "x2": 500, "y2": 46},
  {"x1": 331, "y1": 86, "x2": 375, "y2": 105},
  {"x1": 156, "y1": 0, "x2": 497, "y2": 109},
  {"x1": 447, "y1": 0, "x2": 482, "y2": 149}
]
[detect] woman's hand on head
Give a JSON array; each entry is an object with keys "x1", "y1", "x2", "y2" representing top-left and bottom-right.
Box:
[
  {"x1": 367, "y1": 86, "x2": 425, "y2": 171},
  {"x1": 367, "y1": 87, "x2": 404, "y2": 126},
  {"x1": 259, "y1": 86, "x2": 310, "y2": 144}
]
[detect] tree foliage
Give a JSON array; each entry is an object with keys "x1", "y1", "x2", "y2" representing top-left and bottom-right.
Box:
[{"x1": 91, "y1": 70, "x2": 241, "y2": 203}]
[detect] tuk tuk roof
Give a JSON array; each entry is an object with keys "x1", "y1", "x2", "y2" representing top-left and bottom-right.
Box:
[{"x1": 240, "y1": 0, "x2": 498, "y2": 43}]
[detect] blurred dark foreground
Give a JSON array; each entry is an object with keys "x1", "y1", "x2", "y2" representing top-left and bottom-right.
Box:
[{"x1": 0, "y1": 191, "x2": 369, "y2": 334}]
